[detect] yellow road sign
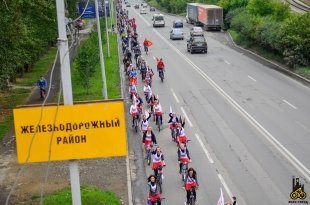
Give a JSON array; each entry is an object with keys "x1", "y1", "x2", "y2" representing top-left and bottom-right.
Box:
[{"x1": 13, "y1": 100, "x2": 127, "y2": 163}]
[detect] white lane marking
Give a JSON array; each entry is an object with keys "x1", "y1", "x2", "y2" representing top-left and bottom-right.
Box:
[
  {"x1": 195, "y1": 134, "x2": 214, "y2": 163},
  {"x1": 295, "y1": 121, "x2": 310, "y2": 134},
  {"x1": 248, "y1": 75, "x2": 257, "y2": 82},
  {"x1": 218, "y1": 173, "x2": 234, "y2": 201},
  {"x1": 283, "y1": 99, "x2": 297, "y2": 110},
  {"x1": 147, "y1": 21, "x2": 310, "y2": 181},
  {"x1": 224, "y1": 60, "x2": 230, "y2": 65},
  {"x1": 126, "y1": 155, "x2": 133, "y2": 205},
  {"x1": 170, "y1": 88, "x2": 180, "y2": 103},
  {"x1": 180, "y1": 107, "x2": 193, "y2": 127}
]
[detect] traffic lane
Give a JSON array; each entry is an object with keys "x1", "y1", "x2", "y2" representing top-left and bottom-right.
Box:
[
  {"x1": 142, "y1": 13, "x2": 310, "y2": 170},
  {"x1": 131, "y1": 2, "x2": 310, "y2": 202},
  {"x1": 152, "y1": 9, "x2": 310, "y2": 119},
  {"x1": 128, "y1": 6, "x2": 243, "y2": 204},
  {"x1": 129, "y1": 10, "x2": 306, "y2": 203},
  {"x1": 130, "y1": 19, "x2": 281, "y2": 205}
]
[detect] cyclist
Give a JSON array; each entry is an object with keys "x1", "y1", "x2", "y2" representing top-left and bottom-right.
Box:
[
  {"x1": 140, "y1": 111, "x2": 152, "y2": 133},
  {"x1": 129, "y1": 67, "x2": 138, "y2": 85},
  {"x1": 178, "y1": 143, "x2": 191, "y2": 174},
  {"x1": 129, "y1": 102, "x2": 139, "y2": 127},
  {"x1": 153, "y1": 100, "x2": 163, "y2": 125},
  {"x1": 147, "y1": 175, "x2": 162, "y2": 205},
  {"x1": 142, "y1": 125, "x2": 157, "y2": 154},
  {"x1": 140, "y1": 59, "x2": 148, "y2": 80},
  {"x1": 143, "y1": 38, "x2": 149, "y2": 54},
  {"x1": 145, "y1": 67, "x2": 154, "y2": 87},
  {"x1": 151, "y1": 146, "x2": 166, "y2": 176},
  {"x1": 156, "y1": 58, "x2": 165, "y2": 77},
  {"x1": 143, "y1": 82, "x2": 152, "y2": 102},
  {"x1": 183, "y1": 167, "x2": 199, "y2": 205},
  {"x1": 37, "y1": 76, "x2": 47, "y2": 98},
  {"x1": 148, "y1": 93, "x2": 158, "y2": 113},
  {"x1": 176, "y1": 122, "x2": 187, "y2": 144},
  {"x1": 129, "y1": 84, "x2": 137, "y2": 99},
  {"x1": 168, "y1": 112, "x2": 179, "y2": 141}
]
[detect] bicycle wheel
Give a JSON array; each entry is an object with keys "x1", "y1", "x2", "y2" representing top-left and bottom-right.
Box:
[
  {"x1": 157, "y1": 117, "x2": 161, "y2": 132},
  {"x1": 157, "y1": 174, "x2": 163, "y2": 194},
  {"x1": 134, "y1": 119, "x2": 138, "y2": 133},
  {"x1": 147, "y1": 151, "x2": 151, "y2": 166}
]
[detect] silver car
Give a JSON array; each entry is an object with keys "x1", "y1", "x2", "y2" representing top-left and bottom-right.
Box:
[
  {"x1": 190, "y1": 27, "x2": 204, "y2": 36},
  {"x1": 170, "y1": 28, "x2": 184, "y2": 40}
]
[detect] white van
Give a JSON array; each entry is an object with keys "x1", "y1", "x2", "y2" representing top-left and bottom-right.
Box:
[{"x1": 152, "y1": 14, "x2": 165, "y2": 27}]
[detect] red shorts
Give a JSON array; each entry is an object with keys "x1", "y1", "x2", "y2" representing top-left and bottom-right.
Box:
[
  {"x1": 169, "y1": 123, "x2": 177, "y2": 129},
  {"x1": 185, "y1": 183, "x2": 197, "y2": 190},
  {"x1": 144, "y1": 141, "x2": 152, "y2": 147},
  {"x1": 178, "y1": 135, "x2": 187, "y2": 143},
  {"x1": 152, "y1": 161, "x2": 162, "y2": 170},
  {"x1": 155, "y1": 112, "x2": 162, "y2": 116},
  {"x1": 149, "y1": 193, "x2": 160, "y2": 202},
  {"x1": 180, "y1": 158, "x2": 189, "y2": 164},
  {"x1": 131, "y1": 113, "x2": 139, "y2": 117}
]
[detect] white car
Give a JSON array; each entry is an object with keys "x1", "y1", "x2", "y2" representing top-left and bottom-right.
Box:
[{"x1": 140, "y1": 8, "x2": 147, "y2": 14}]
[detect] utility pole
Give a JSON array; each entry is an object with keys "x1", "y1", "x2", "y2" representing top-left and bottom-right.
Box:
[
  {"x1": 55, "y1": 0, "x2": 81, "y2": 204},
  {"x1": 110, "y1": 0, "x2": 114, "y2": 32},
  {"x1": 105, "y1": 0, "x2": 111, "y2": 57},
  {"x1": 95, "y1": 0, "x2": 108, "y2": 99}
]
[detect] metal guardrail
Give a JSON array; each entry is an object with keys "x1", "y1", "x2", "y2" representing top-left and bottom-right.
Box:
[{"x1": 287, "y1": 0, "x2": 310, "y2": 12}]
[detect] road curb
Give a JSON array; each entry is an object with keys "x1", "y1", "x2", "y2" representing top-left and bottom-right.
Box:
[
  {"x1": 226, "y1": 31, "x2": 310, "y2": 86},
  {"x1": 116, "y1": 34, "x2": 133, "y2": 205}
]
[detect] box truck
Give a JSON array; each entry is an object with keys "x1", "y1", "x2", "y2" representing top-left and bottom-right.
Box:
[
  {"x1": 197, "y1": 4, "x2": 223, "y2": 31},
  {"x1": 186, "y1": 3, "x2": 202, "y2": 26}
]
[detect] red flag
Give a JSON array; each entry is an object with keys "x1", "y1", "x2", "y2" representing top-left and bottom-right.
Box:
[{"x1": 145, "y1": 40, "x2": 153, "y2": 47}]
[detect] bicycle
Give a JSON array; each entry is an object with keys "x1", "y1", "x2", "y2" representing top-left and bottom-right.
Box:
[
  {"x1": 170, "y1": 124, "x2": 177, "y2": 142},
  {"x1": 39, "y1": 87, "x2": 46, "y2": 99},
  {"x1": 180, "y1": 161, "x2": 189, "y2": 182},
  {"x1": 132, "y1": 114, "x2": 140, "y2": 133},
  {"x1": 188, "y1": 187, "x2": 197, "y2": 205},
  {"x1": 145, "y1": 144, "x2": 153, "y2": 166},
  {"x1": 155, "y1": 166, "x2": 164, "y2": 194},
  {"x1": 158, "y1": 70, "x2": 164, "y2": 82},
  {"x1": 155, "y1": 113, "x2": 162, "y2": 132}
]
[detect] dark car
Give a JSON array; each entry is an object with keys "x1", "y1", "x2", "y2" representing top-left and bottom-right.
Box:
[
  {"x1": 150, "y1": 7, "x2": 156, "y2": 11},
  {"x1": 173, "y1": 20, "x2": 183, "y2": 28},
  {"x1": 134, "y1": 4, "x2": 139, "y2": 9},
  {"x1": 126, "y1": 3, "x2": 131, "y2": 7},
  {"x1": 187, "y1": 36, "x2": 208, "y2": 54}
]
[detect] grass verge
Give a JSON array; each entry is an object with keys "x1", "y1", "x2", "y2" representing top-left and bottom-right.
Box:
[
  {"x1": 228, "y1": 30, "x2": 310, "y2": 80},
  {"x1": 0, "y1": 47, "x2": 57, "y2": 140},
  {"x1": 72, "y1": 19, "x2": 120, "y2": 101},
  {"x1": 42, "y1": 186, "x2": 122, "y2": 205}
]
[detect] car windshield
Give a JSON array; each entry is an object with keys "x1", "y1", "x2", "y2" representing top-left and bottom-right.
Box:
[
  {"x1": 175, "y1": 20, "x2": 182, "y2": 23},
  {"x1": 172, "y1": 29, "x2": 182, "y2": 34},
  {"x1": 193, "y1": 27, "x2": 202, "y2": 32},
  {"x1": 193, "y1": 37, "x2": 205, "y2": 43},
  {"x1": 155, "y1": 16, "x2": 164, "y2": 21}
]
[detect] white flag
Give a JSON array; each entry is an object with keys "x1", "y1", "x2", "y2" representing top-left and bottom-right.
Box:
[
  {"x1": 217, "y1": 188, "x2": 224, "y2": 205},
  {"x1": 169, "y1": 106, "x2": 172, "y2": 113},
  {"x1": 144, "y1": 110, "x2": 150, "y2": 118},
  {"x1": 132, "y1": 94, "x2": 137, "y2": 105}
]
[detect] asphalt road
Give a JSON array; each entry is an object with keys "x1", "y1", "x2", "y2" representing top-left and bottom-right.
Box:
[{"x1": 124, "y1": 1, "x2": 310, "y2": 205}]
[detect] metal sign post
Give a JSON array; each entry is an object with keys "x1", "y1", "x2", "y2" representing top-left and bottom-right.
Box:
[
  {"x1": 55, "y1": 0, "x2": 81, "y2": 204},
  {"x1": 95, "y1": 0, "x2": 108, "y2": 99},
  {"x1": 105, "y1": 0, "x2": 111, "y2": 57}
]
